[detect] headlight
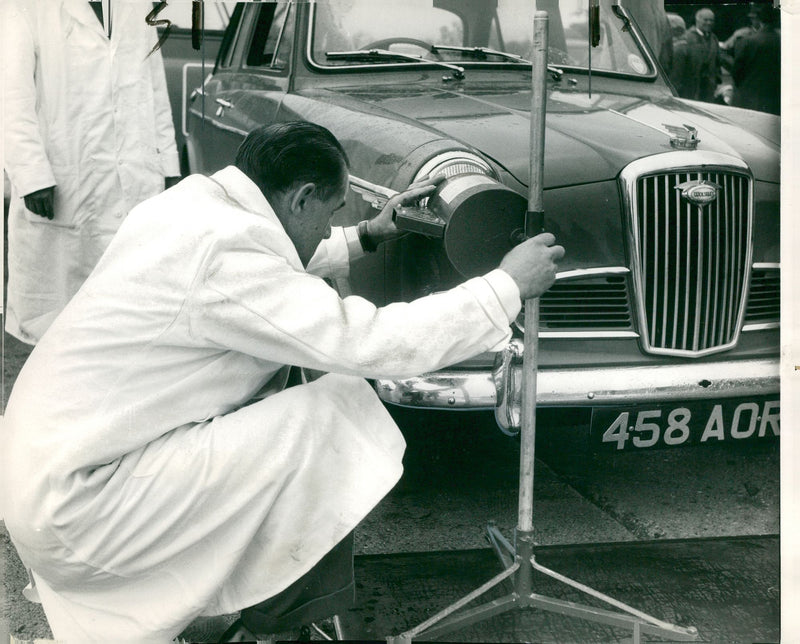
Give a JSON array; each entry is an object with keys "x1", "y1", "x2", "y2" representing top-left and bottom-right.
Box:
[{"x1": 413, "y1": 151, "x2": 497, "y2": 183}]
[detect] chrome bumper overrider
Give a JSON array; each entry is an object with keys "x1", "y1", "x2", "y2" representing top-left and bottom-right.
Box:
[{"x1": 373, "y1": 348, "x2": 779, "y2": 410}]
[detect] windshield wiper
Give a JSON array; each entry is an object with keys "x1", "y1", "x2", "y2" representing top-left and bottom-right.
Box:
[
  {"x1": 430, "y1": 45, "x2": 564, "y2": 80},
  {"x1": 326, "y1": 49, "x2": 465, "y2": 80},
  {"x1": 431, "y1": 44, "x2": 527, "y2": 63}
]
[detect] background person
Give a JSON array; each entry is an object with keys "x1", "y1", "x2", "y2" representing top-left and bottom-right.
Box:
[
  {"x1": 670, "y1": 7, "x2": 721, "y2": 102},
  {"x1": 731, "y1": 4, "x2": 781, "y2": 115},
  {"x1": 720, "y1": 2, "x2": 764, "y2": 61},
  {"x1": 665, "y1": 12, "x2": 687, "y2": 83},
  {"x1": 0, "y1": 122, "x2": 564, "y2": 642},
  {"x1": 1, "y1": 0, "x2": 180, "y2": 345}
]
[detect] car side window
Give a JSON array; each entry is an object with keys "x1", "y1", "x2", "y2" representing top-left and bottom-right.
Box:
[
  {"x1": 216, "y1": 3, "x2": 247, "y2": 70},
  {"x1": 245, "y1": 1, "x2": 295, "y2": 70}
]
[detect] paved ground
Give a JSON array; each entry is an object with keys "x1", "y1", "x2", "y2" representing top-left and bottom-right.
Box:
[
  {"x1": 346, "y1": 536, "x2": 779, "y2": 643},
  {"x1": 0, "y1": 332, "x2": 783, "y2": 643}
]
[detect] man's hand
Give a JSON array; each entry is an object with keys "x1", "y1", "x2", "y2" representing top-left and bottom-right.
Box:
[
  {"x1": 499, "y1": 232, "x2": 565, "y2": 301},
  {"x1": 23, "y1": 186, "x2": 56, "y2": 220},
  {"x1": 365, "y1": 174, "x2": 445, "y2": 244}
]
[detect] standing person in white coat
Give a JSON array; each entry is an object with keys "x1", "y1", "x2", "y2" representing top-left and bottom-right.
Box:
[
  {"x1": 1, "y1": 0, "x2": 180, "y2": 344},
  {"x1": 0, "y1": 122, "x2": 564, "y2": 642}
]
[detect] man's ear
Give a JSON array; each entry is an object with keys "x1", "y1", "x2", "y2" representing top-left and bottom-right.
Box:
[{"x1": 289, "y1": 182, "x2": 317, "y2": 214}]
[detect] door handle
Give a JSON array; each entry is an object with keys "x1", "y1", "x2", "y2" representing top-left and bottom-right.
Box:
[{"x1": 215, "y1": 97, "x2": 234, "y2": 117}]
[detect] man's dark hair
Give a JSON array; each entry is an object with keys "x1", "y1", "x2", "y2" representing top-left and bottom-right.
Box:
[{"x1": 235, "y1": 122, "x2": 350, "y2": 200}]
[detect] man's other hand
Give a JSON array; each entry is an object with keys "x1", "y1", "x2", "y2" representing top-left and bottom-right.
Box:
[
  {"x1": 499, "y1": 232, "x2": 565, "y2": 300},
  {"x1": 23, "y1": 186, "x2": 56, "y2": 220},
  {"x1": 366, "y1": 174, "x2": 445, "y2": 244}
]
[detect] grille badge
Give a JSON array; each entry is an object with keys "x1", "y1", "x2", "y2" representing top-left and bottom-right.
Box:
[{"x1": 675, "y1": 179, "x2": 722, "y2": 207}]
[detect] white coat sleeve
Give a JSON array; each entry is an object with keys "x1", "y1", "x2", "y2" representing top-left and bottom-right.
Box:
[
  {"x1": 145, "y1": 35, "x2": 180, "y2": 177},
  {"x1": 305, "y1": 226, "x2": 364, "y2": 280},
  {"x1": 188, "y1": 246, "x2": 520, "y2": 379},
  {"x1": 1, "y1": 3, "x2": 57, "y2": 196}
]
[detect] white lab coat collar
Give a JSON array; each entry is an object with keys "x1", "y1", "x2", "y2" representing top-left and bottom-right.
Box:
[
  {"x1": 62, "y1": 0, "x2": 109, "y2": 38},
  {"x1": 206, "y1": 166, "x2": 305, "y2": 271},
  {"x1": 209, "y1": 166, "x2": 274, "y2": 218}
]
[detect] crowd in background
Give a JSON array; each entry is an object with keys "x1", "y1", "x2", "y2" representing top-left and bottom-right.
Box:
[{"x1": 662, "y1": 3, "x2": 781, "y2": 115}]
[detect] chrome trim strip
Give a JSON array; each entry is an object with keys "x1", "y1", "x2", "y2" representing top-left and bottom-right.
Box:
[
  {"x1": 540, "y1": 331, "x2": 640, "y2": 339},
  {"x1": 181, "y1": 64, "x2": 209, "y2": 138},
  {"x1": 269, "y1": 1, "x2": 292, "y2": 70},
  {"x1": 619, "y1": 151, "x2": 750, "y2": 176},
  {"x1": 374, "y1": 357, "x2": 779, "y2": 409},
  {"x1": 742, "y1": 322, "x2": 780, "y2": 332},
  {"x1": 554, "y1": 267, "x2": 630, "y2": 281},
  {"x1": 187, "y1": 108, "x2": 248, "y2": 136},
  {"x1": 753, "y1": 262, "x2": 780, "y2": 270}
]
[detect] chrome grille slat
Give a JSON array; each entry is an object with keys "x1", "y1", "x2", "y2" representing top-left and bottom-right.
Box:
[
  {"x1": 702, "y1": 177, "x2": 713, "y2": 349},
  {"x1": 723, "y1": 174, "x2": 733, "y2": 339},
  {"x1": 681, "y1": 174, "x2": 690, "y2": 349},
  {"x1": 628, "y1": 161, "x2": 752, "y2": 357},
  {"x1": 710, "y1": 195, "x2": 721, "y2": 347},
  {"x1": 661, "y1": 178, "x2": 670, "y2": 347},
  {"x1": 719, "y1": 174, "x2": 729, "y2": 344},
  {"x1": 673, "y1": 173, "x2": 682, "y2": 349},
  {"x1": 734, "y1": 176, "x2": 745, "y2": 332}
]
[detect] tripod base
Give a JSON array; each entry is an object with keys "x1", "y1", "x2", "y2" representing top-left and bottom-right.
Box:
[{"x1": 386, "y1": 525, "x2": 699, "y2": 644}]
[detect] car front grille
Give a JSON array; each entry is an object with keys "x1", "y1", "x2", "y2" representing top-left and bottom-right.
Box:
[
  {"x1": 526, "y1": 266, "x2": 773, "y2": 336},
  {"x1": 540, "y1": 276, "x2": 631, "y2": 329},
  {"x1": 621, "y1": 153, "x2": 753, "y2": 357},
  {"x1": 745, "y1": 267, "x2": 780, "y2": 325}
]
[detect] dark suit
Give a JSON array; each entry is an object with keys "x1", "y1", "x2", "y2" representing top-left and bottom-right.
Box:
[
  {"x1": 671, "y1": 27, "x2": 720, "y2": 101},
  {"x1": 732, "y1": 27, "x2": 781, "y2": 114}
]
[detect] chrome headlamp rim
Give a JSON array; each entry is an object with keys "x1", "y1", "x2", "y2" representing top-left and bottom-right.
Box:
[{"x1": 413, "y1": 151, "x2": 497, "y2": 183}]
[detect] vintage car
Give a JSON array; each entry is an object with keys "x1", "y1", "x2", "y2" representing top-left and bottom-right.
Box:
[{"x1": 180, "y1": 0, "x2": 780, "y2": 451}]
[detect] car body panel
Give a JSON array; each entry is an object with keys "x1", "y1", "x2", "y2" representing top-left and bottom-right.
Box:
[
  {"x1": 313, "y1": 82, "x2": 780, "y2": 188},
  {"x1": 182, "y1": 0, "x2": 780, "y2": 431}
]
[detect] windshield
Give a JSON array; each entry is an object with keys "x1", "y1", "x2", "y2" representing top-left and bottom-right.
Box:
[{"x1": 310, "y1": 0, "x2": 653, "y2": 77}]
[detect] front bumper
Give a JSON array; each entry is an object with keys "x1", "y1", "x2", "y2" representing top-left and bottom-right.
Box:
[{"x1": 374, "y1": 351, "x2": 779, "y2": 410}]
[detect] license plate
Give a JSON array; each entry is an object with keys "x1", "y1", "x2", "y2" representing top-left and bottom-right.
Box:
[{"x1": 590, "y1": 398, "x2": 780, "y2": 451}]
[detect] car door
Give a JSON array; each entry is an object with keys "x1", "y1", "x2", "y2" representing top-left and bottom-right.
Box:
[{"x1": 185, "y1": 1, "x2": 297, "y2": 174}]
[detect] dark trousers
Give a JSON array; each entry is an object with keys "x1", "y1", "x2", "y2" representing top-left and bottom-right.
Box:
[{"x1": 239, "y1": 532, "x2": 355, "y2": 635}]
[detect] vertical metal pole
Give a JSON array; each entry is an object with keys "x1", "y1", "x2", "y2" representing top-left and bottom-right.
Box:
[{"x1": 517, "y1": 10, "x2": 549, "y2": 566}]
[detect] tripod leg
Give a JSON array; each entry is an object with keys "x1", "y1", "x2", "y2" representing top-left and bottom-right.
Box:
[
  {"x1": 386, "y1": 562, "x2": 519, "y2": 643},
  {"x1": 487, "y1": 522, "x2": 515, "y2": 570},
  {"x1": 530, "y1": 556, "x2": 697, "y2": 637}
]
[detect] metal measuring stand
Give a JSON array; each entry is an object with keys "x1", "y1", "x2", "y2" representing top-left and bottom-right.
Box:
[{"x1": 386, "y1": 12, "x2": 699, "y2": 644}]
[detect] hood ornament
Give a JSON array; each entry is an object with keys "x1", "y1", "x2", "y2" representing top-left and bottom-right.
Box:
[
  {"x1": 663, "y1": 123, "x2": 700, "y2": 150},
  {"x1": 675, "y1": 179, "x2": 722, "y2": 207}
]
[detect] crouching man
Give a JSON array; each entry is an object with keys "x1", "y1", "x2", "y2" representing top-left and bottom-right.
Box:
[{"x1": 0, "y1": 122, "x2": 564, "y2": 642}]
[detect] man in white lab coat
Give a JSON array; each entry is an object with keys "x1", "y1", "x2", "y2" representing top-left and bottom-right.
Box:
[
  {"x1": 0, "y1": 122, "x2": 564, "y2": 642},
  {"x1": 1, "y1": 0, "x2": 180, "y2": 344}
]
